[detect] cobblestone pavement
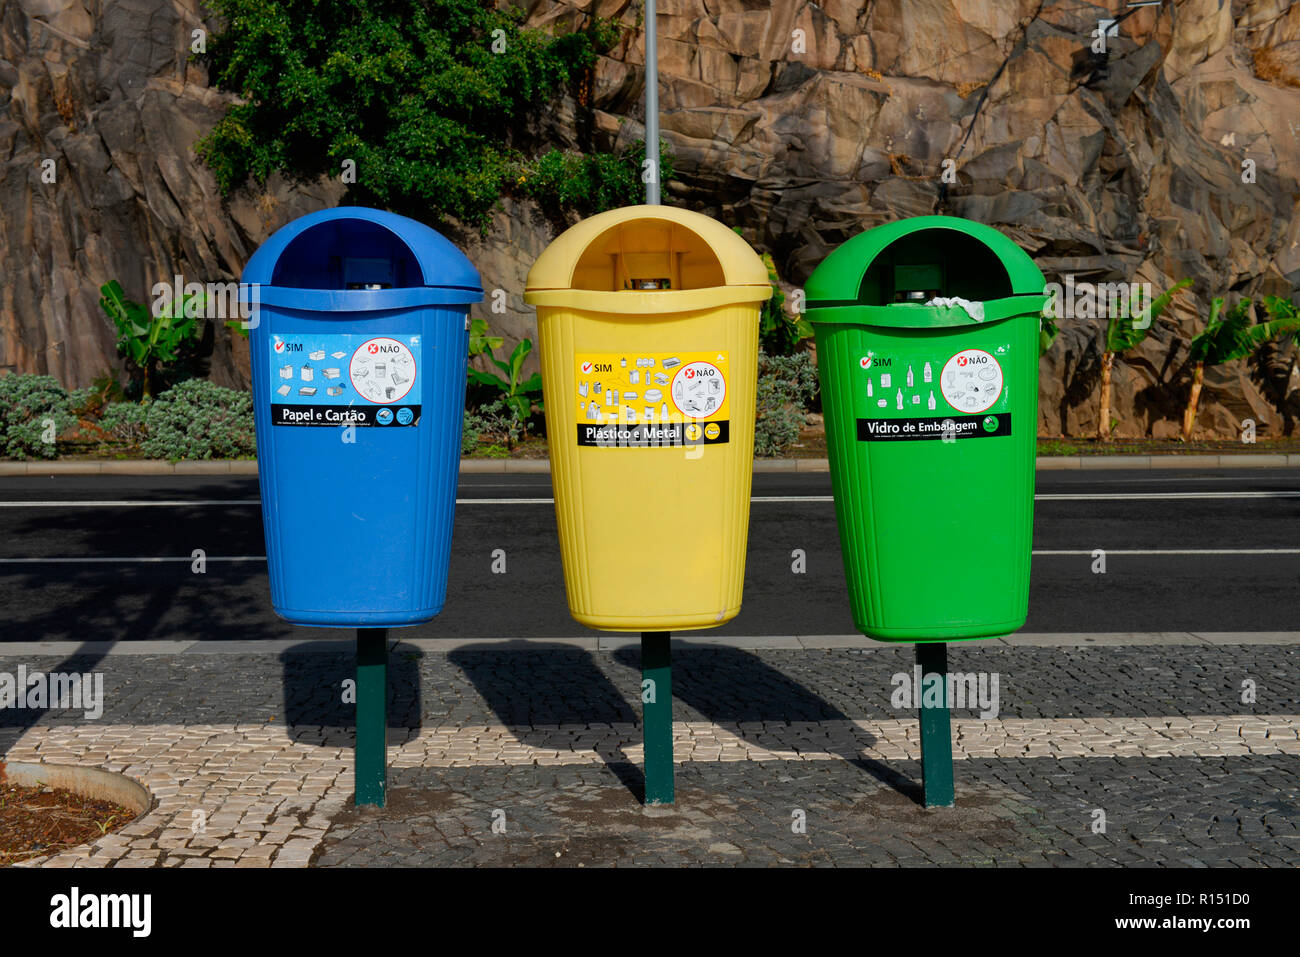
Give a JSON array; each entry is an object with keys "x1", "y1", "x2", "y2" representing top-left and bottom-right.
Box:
[
  {"x1": 0, "y1": 643, "x2": 1296, "y2": 866},
  {"x1": 317, "y1": 755, "x2": 1300, "y2": 867},
  {"x1": 3, "y1": 644, "x2": 1296, "y2": 727}
]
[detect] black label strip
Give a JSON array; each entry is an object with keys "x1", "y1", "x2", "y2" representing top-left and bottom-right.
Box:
[
  {"x1": 271, "y1": 404, "x2": 421, "y2": 427},
  {"x1": 856, "y1": 413, "x2": 1011, "y2": 442},
  {"x1": 576, "y1": 420, "x2": 730, "y2": 448}
]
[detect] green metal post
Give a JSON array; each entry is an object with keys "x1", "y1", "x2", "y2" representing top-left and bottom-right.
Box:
[
  {"x1": 641, "y1": 631, "x2": 674, "y2": 805},
  {"x1": 916, "y1": 641, "x2": 955, "y2": 808},
  {"x1": 355, "y1": 628, "x2": 388, "y2": 807}
]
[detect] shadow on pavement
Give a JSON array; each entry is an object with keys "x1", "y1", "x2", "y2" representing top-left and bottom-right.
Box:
[{"x1": 447, "y1": 646, "x2": 643, "y2": 796}]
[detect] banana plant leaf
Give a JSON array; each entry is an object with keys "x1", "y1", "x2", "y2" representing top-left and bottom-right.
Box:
[
  {"x1": 1105, "y1": 278, "x2": 1191, "y2": 353},
  {"x1": 1190, "y1": 298, "x2": 1300, "y2": 365}
]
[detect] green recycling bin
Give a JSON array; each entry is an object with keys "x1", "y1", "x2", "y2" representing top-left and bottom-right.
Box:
[{"x1": 805, "y1": 215, "x2": 1048, "y2": 641}]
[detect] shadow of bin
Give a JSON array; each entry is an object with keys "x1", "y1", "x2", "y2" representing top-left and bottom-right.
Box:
[
  {"x1": 524, "y1": 206, "x2": 771, "y2": 631},
  {"x1": 805, "y1": 215, "x2": 1048, "y2": 641},
  {"x1": 242, "y1": 207, "x2": 482, "y2": 626}
]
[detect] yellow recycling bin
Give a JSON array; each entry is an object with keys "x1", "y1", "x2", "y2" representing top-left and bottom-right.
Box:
[{"x1": 524, "y1": 205, "x2": 771, "y2": 630}]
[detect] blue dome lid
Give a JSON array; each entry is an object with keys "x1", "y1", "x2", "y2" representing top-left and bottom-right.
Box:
[{"x1": 241, "y1": 206, "x2": 482, "y2": 297}]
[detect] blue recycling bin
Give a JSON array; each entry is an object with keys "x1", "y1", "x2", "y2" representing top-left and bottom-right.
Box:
[{"x1": 241, "y1": 207, "x2": 482, "y2": 626}]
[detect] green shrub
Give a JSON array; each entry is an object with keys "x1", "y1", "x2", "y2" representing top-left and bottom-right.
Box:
[
  {"x1": 757, "y1": 252, "x2": 812, "y2": 356},
  {"x1": 518, "y1": 140, "x2": 676, "y2": 221},
  {"x1": 0, "y1": 374, "x2": 75, "y2": 460},
  {"x1": 197, "y1": 0, "x2": 639, "y2": 228},
  {"x1": 754, "y1": 351, "x2": 819, "y2": 457},
  {"x1": 141, "y1": 380, "x2": 256, "y2": 460},
  {"x1": 462, "y1": 398, "x2": 525, "y2": 455},
  {"x1": 97, "y1": 401, "x2": 149, "y2": 450}
]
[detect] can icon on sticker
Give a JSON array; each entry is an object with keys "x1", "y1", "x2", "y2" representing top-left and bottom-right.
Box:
[
  {"x1": 684, "y1": 423, "x2": 702, "y2": 441},
  {"x1": 376, "y1": 408, "x2": 394, "y2": 425}
]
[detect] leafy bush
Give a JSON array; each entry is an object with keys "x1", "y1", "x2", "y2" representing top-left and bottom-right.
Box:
[
  {"x1": 757, "y1": 252, "x2": 812, "y2": 356},
  {"x1": 518, "y1": 140, "x2": 676, "y2": 221},
  {"x1": 141, "y1": 380, "x2": 256, "y2": 460},
  {"x1": 197, "y1": 0, "x2": 641, "y2": 227},
  {"x1": 0, "y1": 374, "x2": 75, "y2": 460},
  {"x1": 462, "y1": 398, "x2": 526, "y2": 456},
  {"x1": 754, "y1": 351, "x2": 819, "y2": 457},
  {"x1": 97, "y1": 401, "x2": 149, "y2": 450}
]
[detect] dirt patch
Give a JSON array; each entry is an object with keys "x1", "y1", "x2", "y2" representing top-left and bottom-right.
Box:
[{"x1": 0, "y1": 778, "x2": 133, "y2": 866}]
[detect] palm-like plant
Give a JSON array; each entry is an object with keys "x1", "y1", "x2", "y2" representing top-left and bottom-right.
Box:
[
  {"x1": 1248, "y1": 296, "x2": 1300, "y2": 435},
  {"x1": 1182, "y1": 297, "x2": 1300, "y2": 440},
  {"x1": 98, "y1": 280, "x2": 203, "y2": 401},
  {"x1": 1098, "y1": 279, "x2": 1190, "y2": 440}
]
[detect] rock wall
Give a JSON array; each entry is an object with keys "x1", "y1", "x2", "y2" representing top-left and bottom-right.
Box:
[{"x1": 1, "y1": 0, "x2": 1298, "y2": 438}]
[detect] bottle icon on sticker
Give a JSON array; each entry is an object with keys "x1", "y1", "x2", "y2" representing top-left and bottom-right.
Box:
[{"x1": 923, "y1": 362, "x2": 933, "y2": 382}]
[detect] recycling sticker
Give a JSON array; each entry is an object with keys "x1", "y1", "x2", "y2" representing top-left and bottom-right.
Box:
[
  {"x1": 572, "y1": 350, "x2": 730, "y2": 448},
  {"x1": 940, "y1": 348, "x2": 1003, "y2": 414},
  {"x1": 350, "y1": 337, "x2": 416, "y2": 404},
  {"x1": 268, "y1": 332, "x2": 422, "y2": 427},
  {"x1": 853, "y1": 342, "x2": 1012, "y2": 442}
]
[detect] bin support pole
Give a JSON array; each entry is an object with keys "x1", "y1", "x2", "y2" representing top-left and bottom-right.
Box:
[
  {"x1": 916, "y1": 641, "x2": 955, "y2": 808},
  {"x1": 641, "y1": 631, "x2": 674, "y2": 805},
  {"x1": 355, "y1": 627, "x2": 388, "y2": 807},
  {"x1": 644, "y1": 0, "x2": 659, "y2": 205}
]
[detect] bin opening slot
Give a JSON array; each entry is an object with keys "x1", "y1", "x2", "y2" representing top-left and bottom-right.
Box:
[
  {"x1": 859, "y1": 230, "x2": 1015, "y2": 305},
  {"x1": 270, "y1": 220, "x2": 422, "y2": 289},
  {"x1": 570, "y1": 219, "x2": 726, "y2": 292}
]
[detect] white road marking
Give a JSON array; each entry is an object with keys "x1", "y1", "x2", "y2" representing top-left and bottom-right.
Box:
[
  {"x1": 0, "y1": 500, "x2": 261, "y2": 507},
  {"x1": 4, "y1": 549, "x2": 1300, "y2": 564},
  {"x1": 1, "y1": 489, "x2": 1297, "y2": 507},
  {"x1": 1035, "y1": 548, "x2": 1300, "y2": 556},
  {"x1": 1037, "y1": 491, "x2": 1300, "y2": 500},
  {"x1": 0, "y1": 556, "x2": 267, "y2": 563}
]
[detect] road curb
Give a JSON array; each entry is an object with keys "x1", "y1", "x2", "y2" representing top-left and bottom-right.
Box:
[{"x1": 0, "y1": 453, "x2": 1296, "y2": 476}]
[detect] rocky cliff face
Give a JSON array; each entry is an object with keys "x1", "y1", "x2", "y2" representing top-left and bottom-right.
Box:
[{"x1": 2, "y1": 0, "x2": 1298, "y2": 438}]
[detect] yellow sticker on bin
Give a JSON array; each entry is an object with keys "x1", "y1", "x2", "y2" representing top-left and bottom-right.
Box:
[{"x1": 575, "y1": 350, "x2": 730, "y2": 447}]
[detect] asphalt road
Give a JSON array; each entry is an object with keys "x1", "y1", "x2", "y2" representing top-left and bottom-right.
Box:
[{"x1": 0, "y1": 467, "x2": 1296, "y2": 642}]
